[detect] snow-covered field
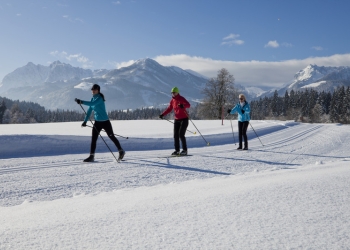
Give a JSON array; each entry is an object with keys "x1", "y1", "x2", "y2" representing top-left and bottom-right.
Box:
[{"x1": 0, "y1": 120, "x2": 349, "y2": 249}]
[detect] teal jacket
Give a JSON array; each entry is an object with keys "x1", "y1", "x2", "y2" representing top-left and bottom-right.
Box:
[
  {"x1": 230, "y1": 101, "x2": 251, "y2": 122},
  {"x1": 82, "y1": 94, "x2": 109, "y2": 122}
]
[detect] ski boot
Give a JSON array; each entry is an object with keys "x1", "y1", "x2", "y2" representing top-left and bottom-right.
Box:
[
  {"x1": 180, "y1": 150, "x2": 187, "y2": 156},
  {"x1": 118, "y1": 149, "x2": 125, "y2": 161},
  {"x1": 171, "y1": 151, "x2": 180, "y2": 156},
  {"x1": 83, "y1": 154, "x2": 94, "y2": 162}
]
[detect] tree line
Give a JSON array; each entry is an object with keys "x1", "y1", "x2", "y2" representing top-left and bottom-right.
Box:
[
  {"x1": 250, "y1": 86, "x2": 350, "y2": 124},
  {"x1": 0, "y1": 96, "x2": 166, "y2": 124}
]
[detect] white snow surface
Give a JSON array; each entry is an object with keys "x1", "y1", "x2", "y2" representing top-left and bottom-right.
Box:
[
  {"x1": 301, "y1": 80, "x2": 326, "y2": 88},
  {"x1": 74, "y1": 81, "x2": 94, "y2": 91},
  {"x1": 1, "y1": 120, "x2": 350, "y2": 249}
]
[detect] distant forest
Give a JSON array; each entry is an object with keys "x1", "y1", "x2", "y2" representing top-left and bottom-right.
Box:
[
  {"x1": 250, "y1": 86, "x2": 350, "y2": 124},
  {"x1": 1, "y1": 86, "x2": 349, "y2": 124}
]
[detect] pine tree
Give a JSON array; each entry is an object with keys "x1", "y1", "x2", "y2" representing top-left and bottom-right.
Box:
[
  {"x1": 10, "y1": 104, "x2": 25, "y2": 123},
  {"x1": 0, "y1": 100, "x2": 7, "y2": 124},
  {"x1": 283, "y1": 90, "x2": 289, "y2": 117},
  {"x1": 345, "y1": 87, "x2": 350, "y2": 123},
  {"x1": 329, "y1": 90, "x2": 339, "y2": 122}
]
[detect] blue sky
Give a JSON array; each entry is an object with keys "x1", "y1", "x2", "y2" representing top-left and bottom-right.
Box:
[{"x1": 1, "y1": 0, "x2": 350, "y2": 88}]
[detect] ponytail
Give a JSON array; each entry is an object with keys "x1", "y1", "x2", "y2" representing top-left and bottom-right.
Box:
[{"x1": 99, "y1": 92, "x2": 106, "y2": 102}]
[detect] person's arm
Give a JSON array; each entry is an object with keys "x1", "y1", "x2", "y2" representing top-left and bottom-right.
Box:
[
  {"x1": 230, "y1": 104, "x2": 240, "y2": 114},
  {"x1": 161, "y1": 99, "x2": 174, "y2": 117},
  {"x1": 84, "y1": 106, "x2": 93, "y2": 122},
  {"x1": 243, "y1": 103, "x2": 251, "y2": 114},
  {"x1": 82, "y1": 96, "x2": 104, "y2": 107},
  {"x1": 179, "y1": 96, "x2": 190, "y2": 109}
]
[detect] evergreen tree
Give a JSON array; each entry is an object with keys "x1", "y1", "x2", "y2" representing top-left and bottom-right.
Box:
[
  {"x1": 271, "y1": 90, "x2": 279, "y2": 118},
  {"x1": 283, "y1": 90, "x2": 289, "y2": 116},
  {"x1": 10, "y1": 104, "x2": 25, "y2": 124},
  {"x1": 0, "y1": 100, "x2": 6, "y2": 124}
]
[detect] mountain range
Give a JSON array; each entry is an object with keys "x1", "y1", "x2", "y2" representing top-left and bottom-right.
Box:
[
  {"x1": 261, "y1": 64, "x2": 350, "y2": 98},
  {"x1": 0, "y1": 59, "x2": 208, "y2": 111},
  {"x1": 1, "y1": 60, "x2": 349, "y2": 111}
]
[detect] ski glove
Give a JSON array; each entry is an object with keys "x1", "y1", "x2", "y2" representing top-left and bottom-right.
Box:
[
  {"x1": 159, "y1": 115, "x2": 164, "y2": 119},
  {"x1": 81, "y1": 121, "x2": 87, "y2": 127},
  {"x1": 227, "y1": 109, "x2": 232, "y2": 114},
  {"x1": 75, "y1": 98, "x2": 83, "y2": 104},
  {"x1": 241, "y1": 109, "x2": 245, "y2": 114},
  {"x1": 178, "y1": 104, "x2": 184, "y2": 109}
]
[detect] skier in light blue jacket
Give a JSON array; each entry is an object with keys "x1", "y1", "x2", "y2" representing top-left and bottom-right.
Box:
[
  {"x1": 227, "y1": 94, "x2": 251, "y2": 150},
  {"x1": 75, "y1": 84, "x2": 125, "y2": 162}
]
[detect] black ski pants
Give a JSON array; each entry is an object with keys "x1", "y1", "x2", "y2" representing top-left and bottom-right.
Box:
[
  {"x1": 90, "y1": 120, "x2": 122, "y2": 154},
  {"x1": 238, "y1": 121, "x2": 249, "y2": 148},
  {"x1": 174, "y1": 118, "x2": 189, "y2": 152}
]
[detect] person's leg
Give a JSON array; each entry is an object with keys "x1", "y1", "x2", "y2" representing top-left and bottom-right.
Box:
[
  {"x1": 84, "y1": 121, "x2": 103, "y2": 162},
  {"x1": 173, "y1": 119, "x2": 181, "y2": 153},
  {"x1": 242, "y1": 121, "x2": 249, "y2": 149},
  {"x1": 103, "y1": 120, "x2": 125, "y2": 159},
  {"x1": 179, "y1": 118, "x2": 189, "y2": 152},
  {"x1": 103, "y1": 120, "x2": 122, "y2": 151},
  {"x1": 90, "y1": 121, "x2": 103, "y2": 155},
  {"x1": 238, "y1": 121, "x2": 243, "y2": 149}
]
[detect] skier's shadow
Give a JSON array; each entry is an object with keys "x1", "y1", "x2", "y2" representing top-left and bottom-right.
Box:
[{"x1": 134, "y1": 159, "x2": 231, "y2": 176}]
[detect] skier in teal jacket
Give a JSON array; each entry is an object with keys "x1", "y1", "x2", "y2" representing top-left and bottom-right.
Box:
[
  {"x1": 75, "y1": 84, "x2": 125, "y2": 162},
  {"x1": 228, "y1": 94, "x2": 251, "y2": 150}
]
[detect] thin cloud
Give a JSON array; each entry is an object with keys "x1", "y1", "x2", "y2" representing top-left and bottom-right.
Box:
[
  {"x1": 151, "y1": 53, "x2": 350, "y2": 88},
  {"x1": 312, "y1": 46, "x2": 324, "y2": 51},
  {"x1": 265, "y1": 40, "x2": 279, "y2": 48},
  {"x1": 282, "y1": 42, "x2": 293, "y2": 48},
  {"x1": 57, "y1": 3, "x2": 68, "y2": 7},
  {"x1": 112, "y1": 1, "x2": 121, "y2": 5},
  {"x1": 16, "y1": 13, "x2": 21, "y2": 16},
  {"x1": 221, "y1": 33, "x2": 244, "y2": 46},
  {"x1": 50, "y1": 51, "x2": 93, "y2": 68},
  {"x1": 109, "y1": 59, "x2": 136, "y2": 69},
  {"x1": 75, "y1": 18, "x2": 84, "y2": 23},
  {"x1": 63, "y1": 15, "x2": 84, "y2": 24}
]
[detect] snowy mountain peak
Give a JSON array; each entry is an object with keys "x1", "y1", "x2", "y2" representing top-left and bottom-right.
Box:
[
  {"x1": 134, "y1": 58, "x2": 162, "y2": 69},
  {"x1": 260, "y1": 64, "x2": 350, "y2": 99},
  {"x1": 289, "y1": 64, "x2": 341, "y2": 89},
  {"x1": 49, "y1": 60, "x2": 67, "y2": 68}
]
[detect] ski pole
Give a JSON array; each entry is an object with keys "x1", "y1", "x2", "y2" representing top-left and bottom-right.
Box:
[
  {"x1": 184, "y1": 110, "x2": 210, "y2": 146},
  {"x1": 249, "y1": 122, "x2": 264, "y2": 146},
  {"x1": 85, "y1": 124, "x2": 129, "y2": 139},
  {"x1": 78, "y1": 103, "x2": 119, "y2": 161},
  {"x1": 229, "y1": 118, "x2": 236, "y2": 145},
  {"x1": 162, "y1": 118, "x2": 197, "y2": 134}
]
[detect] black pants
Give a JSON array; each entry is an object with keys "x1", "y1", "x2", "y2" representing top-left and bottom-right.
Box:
[
  {"x1": 90, "y1": 120, "x2": 122, "y2": 154},
  {"x1": 174, "y1": 118, "x2": 189, "y2": 152},
  {"x1": 238, "y1": 121, "x2": 249, "y2": 148}
]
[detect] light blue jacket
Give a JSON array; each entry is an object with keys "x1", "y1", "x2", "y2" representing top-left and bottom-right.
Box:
[
  {"x1": 230, "y1": 101, "x2": 251, "y2": 122},
  {"x1": 82, "y1": 94, "x2": 109, "y2": 122}
]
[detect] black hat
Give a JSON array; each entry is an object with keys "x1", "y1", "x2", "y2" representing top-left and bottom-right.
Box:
[{"x1": 91, "y1": 84, "x2": 100, "y2": 91}]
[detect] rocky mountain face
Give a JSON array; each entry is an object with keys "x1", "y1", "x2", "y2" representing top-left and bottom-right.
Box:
[{"x1": 0, "y1": 59, "x2": 208, "y2": 111}]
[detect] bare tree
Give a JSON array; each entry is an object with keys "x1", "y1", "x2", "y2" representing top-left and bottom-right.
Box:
[{"x1": 198, "y1": 68, "x2": 237, "y2": 119}]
